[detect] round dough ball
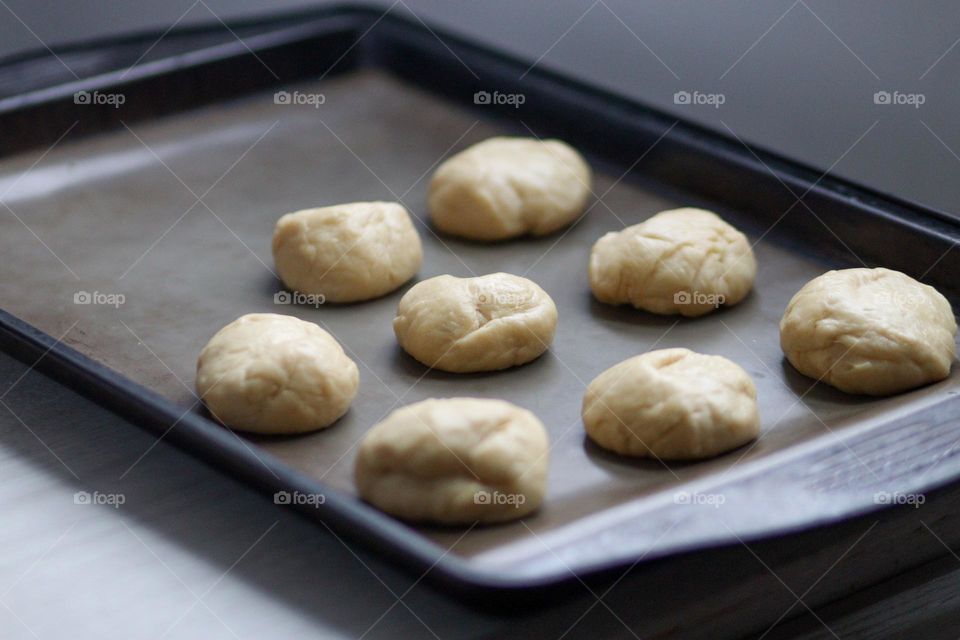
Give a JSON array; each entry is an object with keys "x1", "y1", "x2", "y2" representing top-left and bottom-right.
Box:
[
  {"x1": 589, "y1": 207, "x2": 756, "y2": 317},
  {"x1": 428, "y1": 136, "x2": 592, "y2": 241},
  {"x1": 582, "y1": 348, "x2": 759, "y2": 460},
  {"x1": 780, "y1": 268, "x2": 956, "y2": 395},
  {"x1": 196, "y1": 313, "x2": 359, "y2": 434},
  {"x1": 393, "y1": 273, "x2": 558, "y2": 373},
  {"x1": 272, "y1": 201, "x2": 422, "y2": 303},
  {"x1": 355, "y1": 398, "x2": 549, "y2": 524}
]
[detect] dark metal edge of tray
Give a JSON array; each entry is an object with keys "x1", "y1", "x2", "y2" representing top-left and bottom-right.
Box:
[{"x1": 1, "y1": 4, "x2": 959, "y2": 602}]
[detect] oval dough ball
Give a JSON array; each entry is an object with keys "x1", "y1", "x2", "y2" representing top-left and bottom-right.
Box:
[
  {"x1": 272, "y1": 201, "x2": 422, "y2": 303},
  {"x1": 589, "y1": 207, "x2": 756, "y2": 317},
  {"x1": 428, "y1": 136, "x2": 592, "y2": 241},
  {"x1": 582, "y1": 348, "x2": 759, "y2": 460},
  {"x1": 780, "y1": 268, "x2": 956, "y2": 395},
  {"x1": 355, "y1": 398, "x2": 549, "y2": 524},
  {"x1": 196, "y1": 313, "x2": 359, "y2": 434},
  {"x1": 393, "y1": 273, "x2": 558, "y2": 373}
]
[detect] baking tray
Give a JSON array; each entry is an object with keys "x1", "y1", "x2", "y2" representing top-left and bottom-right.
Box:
[{"x1": 2, "y1": 5, "x2": 960, "y2": 600}]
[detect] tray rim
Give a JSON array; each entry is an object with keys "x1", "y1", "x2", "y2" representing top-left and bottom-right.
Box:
[{"x1": 1, "y1": 4, "x2": 960, "y2": 598}]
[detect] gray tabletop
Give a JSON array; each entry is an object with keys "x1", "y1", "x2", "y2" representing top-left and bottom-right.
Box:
[{"x1": 3, "y1": 2, "x2": 960, "y2": 638}]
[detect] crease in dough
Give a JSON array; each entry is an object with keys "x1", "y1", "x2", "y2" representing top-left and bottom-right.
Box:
[
  {"x1": 196, "y1": 313, "x2": 359, "y2": 434},
  {"x1": 355, "y1": 398, "x2": 549, "y2": 524},
  {"x1": 582, "y1": 348, "x2": 759, "y2": 460},
  {"x1": 428, "y1": 137, "x2": 592, "y2": 241},
  {"x1": 272, "y1": 201, "x2": 422, "y2": 303},
  {"x1": 589, "y1": 207, "x2": 756, "y2": 317},
  {"x1": 780, "y1": 267, "x2": 956, "y2": 395},
  {"x1": 393, "y1": 273, "x2": 558, "y2": 373}
]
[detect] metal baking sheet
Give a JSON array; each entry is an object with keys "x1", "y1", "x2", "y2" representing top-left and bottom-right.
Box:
[{"x1": 2, "y1": 9, "x2": 960, "y2": 596}]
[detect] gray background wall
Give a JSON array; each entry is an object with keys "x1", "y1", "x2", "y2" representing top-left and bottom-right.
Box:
[{"x1": 1, "y1": 0, "x2": 958, "y2": 214}]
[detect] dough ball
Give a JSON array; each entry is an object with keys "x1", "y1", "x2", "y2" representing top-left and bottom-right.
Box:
[
  {"x1": 582, "y1": 348, "x2": 759, "y2": 460},
  {"x1": 780, "y1": 268, "x2": 956, "y2": 395},
  {"x1": 393, "y1": 273, "x2": 558, "y2": 373},
  {"x1": 428, "y1": 136, "x2": 592, "y2": 241},
  {"x1": 196, "y1": 313, "x2": 359, "y2": 434},
  {"x1": 272, "y1": 201, "x2": 422, "y2": 303},
  {"x1": 589, "y1": 207, "x2": 756, "y2": 317},
  {"x1": 354, "y1": 398, "x2": 549, "y2": 524}
]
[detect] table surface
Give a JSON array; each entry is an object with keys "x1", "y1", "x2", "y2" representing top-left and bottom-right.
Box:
[{"x1": 3, "y1": 1, "x2": 960, "y2": 638}]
